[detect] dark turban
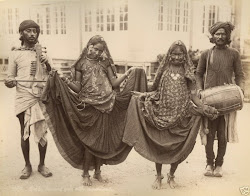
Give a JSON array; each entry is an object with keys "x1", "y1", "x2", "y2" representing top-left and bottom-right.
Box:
[
  {"x1": 19, "y1": 20, "x2": 40, "y2": 34},
  {"x1": 209, "y1": 21, "x2": 234, "y2": 35}
]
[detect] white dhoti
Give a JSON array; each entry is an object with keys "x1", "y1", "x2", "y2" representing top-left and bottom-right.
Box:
[{"x1": 15, "y1": 85, "x2": 48, "y2": 146}]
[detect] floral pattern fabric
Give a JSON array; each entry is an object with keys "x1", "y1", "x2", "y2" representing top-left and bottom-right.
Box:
[
  {"x1": 76, "y1": 58, "x2": 115, "y2": 113},
  {"x1": 142, "y1": 69, "x2": 191, "y2": 130}
]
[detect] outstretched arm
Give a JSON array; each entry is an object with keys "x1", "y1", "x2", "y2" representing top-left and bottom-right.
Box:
[
  {"x1": 188, "y1": 80, "x2": 218, "y2": 119},
  {"x1": 188, "y1": 80, "x2": 203, "y2": 107},
  {"x1": 63, "y1": 70, "x2": 82, "y2": 93},
  {"x1": 107, "y1": 66, "x2": 135, "y2": 88}
]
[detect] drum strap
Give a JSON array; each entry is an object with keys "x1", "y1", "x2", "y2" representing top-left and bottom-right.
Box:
[
  {"x1": 203, "y1": 47, "x2": 214, "y2": 138},
  {"x1": 204, "y1": 47, "x2": 214, "y2": 89}
]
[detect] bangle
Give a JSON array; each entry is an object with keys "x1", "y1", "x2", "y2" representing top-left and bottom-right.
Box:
[
  {"x1": 124, "y1": 72, "x2": 129, "y2": 78},
  {"x1": 65, "y1": 78, "x2": 71, "y2": 85},
  {"x1": 191, "y1": 90, "x2": 196, "y2": 95},
  {"x1": 197, "y1": 89, "x2": 202, "y2": 94},
  {"x1": 74, "y1": 81, "x2": 81, "y2": 84}
]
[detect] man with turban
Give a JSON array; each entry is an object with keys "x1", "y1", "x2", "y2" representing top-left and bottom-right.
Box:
[
  {"x1": 196, "y1": 21, "x2": 245, "y2": 177},
  {"x1": 4, "y1": 20, "x2": 53, "y2": 179}
]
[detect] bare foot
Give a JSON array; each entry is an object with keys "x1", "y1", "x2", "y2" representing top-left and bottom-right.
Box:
[
  {"x1": 93, "y1": 172, "x2": 108, "y2": 183},
  {"x1": 82, "y1": 175, "x2": 92, "y2": 186},
  {"x1": 152, "y1": 175, "x2": 163, "y2": 190},
  {"x1": 167, "y1": 173, "x2": 177, "y2": 189}
]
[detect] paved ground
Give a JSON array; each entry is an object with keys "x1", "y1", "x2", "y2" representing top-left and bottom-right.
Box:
[{"x1": 0, "y1": 82, "x2": 250, "y2": 196}]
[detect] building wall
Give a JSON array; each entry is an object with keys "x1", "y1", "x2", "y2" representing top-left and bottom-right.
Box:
[
  {"x1": 80, "y1": 0, "x2": 192, "y2": 63},
  {"x1": 30, "y1": 1, "x2": 82, "y2": 60},
  {"x1": 191, "y1": 0, "x2": 232, "y2": 51},
  {"x1": 0, "y1": 1, "x2": 81, "y2": 60},
  {"x1": 233, "y1": 0, "x2": 250, "y2": 100},
  {"x1": 80, "y1": 0, "x2": 129, "y2": 62},
  {"x1": 1, "y1": 0, "x2": 244, "y2": 77},
  {"x1": 240, "y1": 0, "x2": 250, "y2": 56}
]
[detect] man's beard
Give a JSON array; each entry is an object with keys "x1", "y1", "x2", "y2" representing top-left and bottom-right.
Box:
[
  {"x1": 23, "y1": 36, "x2": 38, "y2": 45},
  {"x1": 28, "y1": 38, "x2": 38, "y2": 44},
  {"x1": 216, "y1": 38, "x2": 226, "y2": 45}
]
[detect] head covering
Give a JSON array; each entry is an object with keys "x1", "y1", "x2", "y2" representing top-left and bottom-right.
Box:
[
  {"x1": 71, "y1": 35, "x2": 115, "y2": 80},
  {"x1": 209, "y1": 21, "x2": 234, "y2": 35},
  {"x1": 151, "y1": 40, "x2": 195, "y2": 91},
  {"x1": 19, "y1": 20, "x2": 40, "y2": 34}
]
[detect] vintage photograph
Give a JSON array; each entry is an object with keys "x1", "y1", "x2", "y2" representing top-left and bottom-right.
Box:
[{"x1": 0, "y1": 0, "x2": 250, "y2": 196}]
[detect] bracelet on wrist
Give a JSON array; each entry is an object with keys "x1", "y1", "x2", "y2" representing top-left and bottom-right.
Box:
[
  {"x1": 65, "y1": 78, "x2": 71, "y2": 85},
  {"x1": 74, "y1": 81, "x2": 81, "y2": 84},
  {"x1": 191, "y1": 90, "x2": 196, "y2": 95},
  {"x1": 197, "y1": 89, "x2": 203, "y2": 95}
]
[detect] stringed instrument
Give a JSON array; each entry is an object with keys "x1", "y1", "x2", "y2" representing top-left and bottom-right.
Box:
[{"x1": 32, "y1": 43, "x2": 47, "y2": 95}]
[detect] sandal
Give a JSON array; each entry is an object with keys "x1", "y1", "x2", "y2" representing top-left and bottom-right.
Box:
[
  {"x1": 38, "y1": 165, "x2": 52, "y2": 178},
  {"x1": 20, "y1": 165, "x2": 32, "y2": 179}
]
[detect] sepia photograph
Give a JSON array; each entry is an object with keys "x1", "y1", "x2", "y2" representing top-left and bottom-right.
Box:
[{"x1": 0, "y1": 0, "x2": 250, "y2": 196}]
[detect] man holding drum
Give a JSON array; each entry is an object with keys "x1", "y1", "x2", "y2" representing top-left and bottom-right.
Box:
[{"x1": 196, "y1": 21, "x2": 245, "y2": 177}]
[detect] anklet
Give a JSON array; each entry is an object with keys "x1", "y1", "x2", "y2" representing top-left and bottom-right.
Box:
[
  {"x1": 81, "y1": 174, "x2": 90, "y2": 178},
  {"x1": 167, "y1": 173, "x2": 175, "y2": 181},
  {"x1": 94, "y1": 171, "x2": 101, "y2": 175},
  {"x1": 155, "y1": 174, "x2": 164, "y2": 179}
]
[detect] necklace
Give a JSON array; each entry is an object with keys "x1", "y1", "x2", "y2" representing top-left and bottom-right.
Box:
[
  {"x1": 170, "y1": 72, "x2": 180, "y2": 80},
  {"x1": 18, "y1": 46, "x2": 35, "y2": 51},
  {"x1": 86, "y1": 56, "x2": 99, "y2": 62},
  {"x1": 169, "y1": 65, "x2": 182, "y2": 80}
]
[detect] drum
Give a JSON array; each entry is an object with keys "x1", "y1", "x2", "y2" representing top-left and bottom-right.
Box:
[{"x1": 201, "y1": 84, "x2": 244, "y2": 115}]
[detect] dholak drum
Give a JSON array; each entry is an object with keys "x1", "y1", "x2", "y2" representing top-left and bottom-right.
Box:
[{"x1": 201, "y1": 84, "x2": 244, "y2": 115}]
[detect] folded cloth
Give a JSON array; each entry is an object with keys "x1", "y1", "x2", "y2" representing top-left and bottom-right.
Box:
[{"x1": 24, "y1": 102, "x2": 48, "y2": 147}]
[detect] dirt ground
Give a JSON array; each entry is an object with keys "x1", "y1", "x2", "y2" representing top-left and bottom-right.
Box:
[{"x1": 0, "y1": 82, "x2": 250, "y2": 196}]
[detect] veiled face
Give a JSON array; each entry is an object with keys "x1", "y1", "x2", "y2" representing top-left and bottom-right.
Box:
[
  {"x1": 213, "y1": 28, "x2": 227, "y2": 46},
  {"x1": 170, "y1": 46, "x2": 185, "y2": 65},
  {"x1": 87, "y1": 43, "x2": 104, "y2": 59}
]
